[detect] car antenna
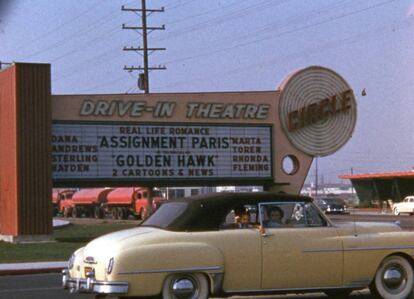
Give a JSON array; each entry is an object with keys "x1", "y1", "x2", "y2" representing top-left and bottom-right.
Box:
[
  {"x1": 353, "y1": 203, "x2": 358, "y2": 237},
  {"x1": 349, "y1": 169, "x2": 358, "y2": 237}
]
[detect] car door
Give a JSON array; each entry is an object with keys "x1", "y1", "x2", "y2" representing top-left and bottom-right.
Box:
[
  {"x1": 401, "y1": 198, "x2": 409, "y2": 212},
  {"x1": 260, "y1": 202, "x2": 343, "y2": 290},
  {"x1": 408, "y1": 198, "x2": 414, "y2": 213}
]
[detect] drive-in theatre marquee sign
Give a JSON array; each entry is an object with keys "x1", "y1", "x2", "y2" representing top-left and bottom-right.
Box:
[
  {"x1": 51, "y1": 66, "x2": 357, "y2": 189},
  {"x1": 52, "y1": 123, "x2": 272, "y2": 181}
]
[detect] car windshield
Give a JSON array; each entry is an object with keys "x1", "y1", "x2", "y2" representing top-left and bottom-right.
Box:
[{"x1": 141, "y1": 202, "x2": 188, "y2": 229}]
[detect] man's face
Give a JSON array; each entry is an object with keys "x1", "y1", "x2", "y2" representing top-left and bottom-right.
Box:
[{"x1": 270, "y1": 210, "x2": 282, "y2": 222}]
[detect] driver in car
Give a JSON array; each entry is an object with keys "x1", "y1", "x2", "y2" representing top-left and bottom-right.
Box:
[{"x1": 264, "y1": 206, "x2": 284, "y2": 228}]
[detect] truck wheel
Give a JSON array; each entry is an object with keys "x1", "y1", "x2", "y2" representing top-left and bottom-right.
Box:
[
  {"x1": 94, "y1": 207, "x2": 103, "y2": 219},
  {"x1": 117, "y1": 208, "x2": 126, "y2": 220},
  {"x1": 63, "y1": 207, "x2": 70, "y2": 218},
  {"x1": 140, "y1": 209, "x2": 147, "y2": 221},
  {"x1": 162, "y1": 273, "x2": 208, "y2": 299},
  {"x1": 72, "y1": 206, "x2": 79, "y2": 218},
  {"x1": 369, "y1": 255, "x2": 414, "y2": 299},
  {"x1": 111, "y1": 208, "x2": 118, "y2": 220}
]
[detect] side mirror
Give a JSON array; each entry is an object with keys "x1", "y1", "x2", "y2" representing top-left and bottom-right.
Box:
[
  {"x1": 260, "y1": 225, "x2": 273, "y2": 237},
  {"x1": 259, "y1": 225, "x2": 265, "y2": 235}
]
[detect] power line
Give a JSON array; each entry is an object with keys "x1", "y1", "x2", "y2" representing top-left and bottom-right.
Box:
[
  {"x1": 50, "y1": 26, "x2": 121, "y2": 63},
  {"x1": 160, "y1": 0, "x2": 398, "y2": 66},
  {"x1": 159, "y1": 18, "x2": 410, "y2": 90},
  {"x1": 153, "y1": 0, "x2": 278, "y2": 42},
  {"x1": 22, "y1": 10, "x2": 124, "y2": 60},
  {"x1": 165, "y1": 0, "x2": 251, "y2": 27},
  {"x1": 78, "y1": 72, "x2": 127, "y2": 93},
  {"x1": 167, "y1": 0, "x2": 196, "y2": 11},
  {"x1": 222, "y1": 0, "x2": 353, "y2": 45},
  {"x1": 8, "y1": 0, "x2": 102, "y2": 53}
]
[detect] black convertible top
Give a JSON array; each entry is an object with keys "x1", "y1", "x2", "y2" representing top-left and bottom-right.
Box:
[{"x1": 143, "y1": 192, "x2": 312, "y2": 231}]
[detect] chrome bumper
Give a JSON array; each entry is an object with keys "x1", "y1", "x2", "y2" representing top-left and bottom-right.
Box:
[{"x1": 62, "y1": 269, "x2": 129, "y2": 294}]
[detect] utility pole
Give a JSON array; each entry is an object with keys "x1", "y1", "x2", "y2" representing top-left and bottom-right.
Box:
[
  {"x1": 350, "y1": 167, "x2": 354, "y2": 199},
  {"x1": 122, "y1": 0, "x2": 166, "y2": 94},
  {"x1": 315, "y1": 157, "x2": 319, "y2": 198}
]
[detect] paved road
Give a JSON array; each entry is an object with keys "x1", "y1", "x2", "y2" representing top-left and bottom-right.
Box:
[
  {"x1": 0, "y1": 273, "x2": 373, "y2": 299},
  {"x1": 0, "y1": 273, "x2": 90, "y2": 299}
]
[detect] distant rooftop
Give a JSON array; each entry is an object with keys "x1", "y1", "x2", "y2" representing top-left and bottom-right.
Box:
[{"x1": 339, "y1": 171, "x2": 414, "y2": 180}]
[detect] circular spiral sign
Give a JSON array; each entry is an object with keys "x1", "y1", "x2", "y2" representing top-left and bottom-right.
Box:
[{"x1": 279, "y1": 66, "x2": 357, "y2": 157}]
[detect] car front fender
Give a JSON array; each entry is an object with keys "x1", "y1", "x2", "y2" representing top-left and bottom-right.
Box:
[{"x1": 111, "y1": 242, "x2": 224, "y2": 296}]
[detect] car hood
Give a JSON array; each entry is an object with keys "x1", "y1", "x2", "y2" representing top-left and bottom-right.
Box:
[
  {"x1": 393, "y1": 202, "x2": 409, "y2": 207},
  {"x1": 83, "y1": 226, "x2": 164, "y2": 259}
]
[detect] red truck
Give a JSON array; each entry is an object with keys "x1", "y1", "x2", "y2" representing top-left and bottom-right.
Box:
[
  {"x1": 103, "y1": 187, "x2": 166, "y2": 220},
  {"x1": 52, "y1": 189, "x2": 76, "y2": 217},
  {"x1": 71, "y1": 188, "x2": 114, "y2": 218}
]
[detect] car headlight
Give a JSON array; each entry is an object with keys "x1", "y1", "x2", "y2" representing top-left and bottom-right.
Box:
[
  {"x1": 68, "y1": 254, "x2": 75, "y2": 270},
  {"x1": 107, "y1": 257, "x2": 114, "y2": 275}
]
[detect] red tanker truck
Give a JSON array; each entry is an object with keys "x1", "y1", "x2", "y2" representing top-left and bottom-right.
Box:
[
  {"x1": 71, "y1": 188, "x2": 114, "y2": 218},
  {"x1": 52, "y1": 189, "x2": 76, "y2": 217},
  {"x1": 103, "y1": 187, "x2": 166, "y2": 220}
]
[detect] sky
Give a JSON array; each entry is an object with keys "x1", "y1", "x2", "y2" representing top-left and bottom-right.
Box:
[{"x1": 0, "y1": 0, "x2": 413, "y2": 185}]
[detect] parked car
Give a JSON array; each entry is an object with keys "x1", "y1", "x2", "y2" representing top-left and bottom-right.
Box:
[
  {"x1": 316, "y1": 197, "x2": 348, "y2": 214},
  {"x1": 62, "y1": 192, "x2": 414, "y2": 299},
  {"x1": 393, "y1": 196, "x2": 414, "y2": 216},
  {"x1": 314, "y1": 198, "x2": 328, "y2": 212}
]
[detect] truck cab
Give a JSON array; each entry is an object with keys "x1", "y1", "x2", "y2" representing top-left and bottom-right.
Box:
[{"x1": 134, "y1": 188, "x2": 167, "y2": 220}]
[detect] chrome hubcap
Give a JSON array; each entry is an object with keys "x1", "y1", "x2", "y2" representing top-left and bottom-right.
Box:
[
  {"x1": 382, "y1": 264, "x2": 407, "y2": 293},
  {"x1": 172, "y1": 278, "x2": 196, "y2": 299}
]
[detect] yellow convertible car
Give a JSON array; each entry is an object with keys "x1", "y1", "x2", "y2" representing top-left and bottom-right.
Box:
[{"x1": 62, "y1": 192, "x2": 414, "y2": 299}]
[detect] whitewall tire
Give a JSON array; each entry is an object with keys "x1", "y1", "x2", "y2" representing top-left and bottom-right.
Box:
[
  {"x1": 370, "y1": 255, "x2": 414, "y2": 299},
  {"x1": 162, "y1": 273, "x2": 209, "y2": 299}
]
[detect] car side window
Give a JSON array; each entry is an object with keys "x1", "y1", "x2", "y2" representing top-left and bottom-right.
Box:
[
  {"x1": 260, "y1": 202, "x2": 327, "y2": 228},
  {"x1": 220, "y1": 204, "x2": 258, "y2": 229},
  {"x1": 304, "y1": 203, "x2": 327, "y2": 227},
  {"x1": 260, "y1": 203, "x2": 299, "y2": 228}
]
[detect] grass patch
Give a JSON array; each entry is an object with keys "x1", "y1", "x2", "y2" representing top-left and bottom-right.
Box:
[{"x1": 0, "y1": 222, "x2": 137, "y2": 263}]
